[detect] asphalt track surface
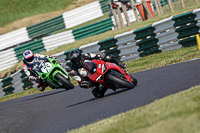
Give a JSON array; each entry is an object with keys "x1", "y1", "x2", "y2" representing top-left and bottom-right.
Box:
[{"x1": 1, "y1": 59, "x2": 200, "y2": 133}]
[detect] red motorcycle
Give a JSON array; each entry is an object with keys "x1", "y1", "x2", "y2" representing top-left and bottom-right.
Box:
[{"x1": 83, "y1": 59, "x2": 137, "y2": 98}]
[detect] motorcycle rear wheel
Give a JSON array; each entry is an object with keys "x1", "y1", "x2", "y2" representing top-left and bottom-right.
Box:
[
  {"x1": 105, "y1": 71, "x2": 136, "y2": 89},
  {"x1": 55, "y1": 73, "x2": 74, "y2": 90}
]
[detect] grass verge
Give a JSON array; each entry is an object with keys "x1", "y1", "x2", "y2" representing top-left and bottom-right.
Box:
[{"x1": 68, "y1": 85, "x2": 200, "y2": 133}]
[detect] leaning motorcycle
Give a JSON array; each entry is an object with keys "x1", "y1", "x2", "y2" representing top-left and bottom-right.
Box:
[
  {"x1": 83, "y1": 59, "x2": 137, "y2": 98},
  {"x1": 36, "y1": 58, "x2": 74, "y2": 90}
]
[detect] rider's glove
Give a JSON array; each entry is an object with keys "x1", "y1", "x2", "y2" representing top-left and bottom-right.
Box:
[
  {"x1": 70, "y1": 70, "x2": 78, "y2": 76},
  {"x1": 29, "y1": 76, "x2": 37, "y2": 82},
  {"x1": 119, "y1": 62, "x2": 126, "y2": 69},
  {"x1": 121, "y1": 62, "x2": 126, "y2": 69},
  {"x1": 79, "y1": 81, "x2": 91, "y2": 88},
  {"x1": 98, "y1": 53, "x2": 106, "y2": 60},
  {"x1": 47, "y1": 55, "x2": 57, "y2": 59},
  {"x1": 65, "y1": 67, "x2": 71, "y2": 72}
]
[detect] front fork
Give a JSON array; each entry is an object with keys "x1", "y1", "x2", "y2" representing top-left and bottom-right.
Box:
[{"x1": 52, "y1": 71, "x2": 69, "y2": 81}]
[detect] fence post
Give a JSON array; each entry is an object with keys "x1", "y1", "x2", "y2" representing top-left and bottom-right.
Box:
[
  {"x1": 121, "y1": 2, "x2": 130, "y2": 26},
  {"x1": 130, "y1": 0, "x2": 140, "y2": 22},
  {"x1": 167, "y1": 0, "x2": 174, "y2": 13},
  {"x1": 109, "y1": 0, "x2": 121, "y2": 29},
  {"x1": 180, "y1": 0, "x2": 185, "y2": 9},
  {"x1": 113, "y1": 9, "x2": 121, "y2": 29},
  {"x1": 158, "y1": 0, "x2": 164, "y2": 15},
  {"x1": 195, "y1": 0, "x2": 199, "y2": 4},
  {"x1": 153, "y1": 0, "x2": 161, "y2": 16},
  {"x1": 116, "y1": 5, "x2": 125, "y2": 28}
]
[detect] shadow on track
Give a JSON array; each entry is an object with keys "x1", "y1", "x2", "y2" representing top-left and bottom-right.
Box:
[
  {"x1": 67, "y1": 97, "x2": 96, "y2": 108},
  {"x1": 67, "y1": 87, "x2": 135, "y2": 108},
  {"x1": 23, "y1": 89, "x2": 66, "y2": 102}
]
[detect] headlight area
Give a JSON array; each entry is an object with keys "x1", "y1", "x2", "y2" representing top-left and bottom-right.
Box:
[{"x1": 52, "y1": 60, "x2": 57, "y2": 64}]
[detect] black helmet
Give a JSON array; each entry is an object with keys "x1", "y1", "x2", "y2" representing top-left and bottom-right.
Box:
[{"x1": 68, "y1": 50, "x2": 82, "y2": 66}]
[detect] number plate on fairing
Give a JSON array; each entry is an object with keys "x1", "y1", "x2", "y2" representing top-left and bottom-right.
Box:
[{"x1": 41, "y1": 62, "x2": 52, "y2": 73}]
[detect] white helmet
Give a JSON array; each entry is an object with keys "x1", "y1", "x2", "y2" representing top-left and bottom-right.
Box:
[{"x1": 23, "y1": 50, "x2": 34, "y2": 64}]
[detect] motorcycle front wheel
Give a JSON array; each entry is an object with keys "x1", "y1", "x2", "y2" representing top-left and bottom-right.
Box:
[
  {"x1": 55, "y1": 73, "x2": 74, "y2": 90},
  {"x1": 105, "y1": 71, "x2": 136, "y2": 89}
]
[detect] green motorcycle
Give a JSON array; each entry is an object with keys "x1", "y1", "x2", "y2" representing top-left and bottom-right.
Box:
[{"x1": 37, "y1": 58, "x2": 74, "y2": 90}]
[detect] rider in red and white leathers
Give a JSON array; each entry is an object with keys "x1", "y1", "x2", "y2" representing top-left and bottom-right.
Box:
[
  {"x1": 68, "y1": 50, "x2": 126, "y2": 94},
  {"x1": 22, "y1": 50, "x2": 56, "y2": 91}
]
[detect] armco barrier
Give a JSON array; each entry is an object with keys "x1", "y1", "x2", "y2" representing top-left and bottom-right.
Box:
[
  {"x1": 0, "y1": 80, "x2": 4, "y2": 97},
  {"x1": 98, "y1": 37, "x2": 120, "y2": 58},
  {"x1": 134, "y1": 25, "x2": 160, "y2": 57},
  {"x1": 79, "y1": 41, "x2": 100, "y2": 53},
  {"x1": 63, "y1": 9, "x2": 200, "y2": 63},
  {"x1": 1, "y1": 77, "x2": 15, "y2": 96},
  {"x1": 0, "y1": 69, "x2": 34, "y2": 97},
  {"x1": 1, "y1": 9, "x2": 200, "y2": 98},
  {"x1": 115, "y1": 31, "x2": 140, "y2": 62}
]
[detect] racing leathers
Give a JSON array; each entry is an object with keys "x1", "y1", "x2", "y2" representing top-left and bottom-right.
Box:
[
  {"x1": 22, "y1": 54, "x2": 56, "y2": 91},
  {"x1": 69, "y1": 52, "x2": 126, "y2": 90}
]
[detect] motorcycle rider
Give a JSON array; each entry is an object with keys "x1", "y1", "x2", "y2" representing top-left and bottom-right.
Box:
[
  {"x1": 68, "y1": 50, "x2": 126, "y2": 97},
  {"x1": 22, "y1": 50, "x2": 56, "y2": 91}
]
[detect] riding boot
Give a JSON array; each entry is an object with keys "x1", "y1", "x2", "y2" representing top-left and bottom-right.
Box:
[
  {"x1": 37, "y1": 79, "x2": 46, "y2": 91},
  {"x1": 99, "y1": 85, "x2": 108, "y2": 95},
  {"x1": 38, "y1": 83, "x2": 46, "y2": 91}
]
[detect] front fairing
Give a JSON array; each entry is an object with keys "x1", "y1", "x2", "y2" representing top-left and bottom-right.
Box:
[
  {"x1": 37, "y1": 58, "x2": 69, "y2": 87},
  {"x1": 86, "y1": 60, "x2": 132, "y2": 87}
]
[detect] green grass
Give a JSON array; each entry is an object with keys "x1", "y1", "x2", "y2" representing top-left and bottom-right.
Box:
[
  {"x1": 0, "y1": 0, "x2": 77, "y2": 27},
  {"x1": 68, "y1": 85, "x2": 200, "y2": 133}
]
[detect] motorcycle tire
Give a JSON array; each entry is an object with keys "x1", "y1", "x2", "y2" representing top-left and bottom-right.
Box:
[
  {"x1": 105, "y1": 71, "x2": 136, "y2": 89},
  {"x1": 55, "y1": 73, "x2": 74, "y2": 90},
  {"x1": 92, "y1": 87, "x2": 107, "y2": 98},
  {"x1": 132, "y1": 77, "x2": 138, "y2": 86}
]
